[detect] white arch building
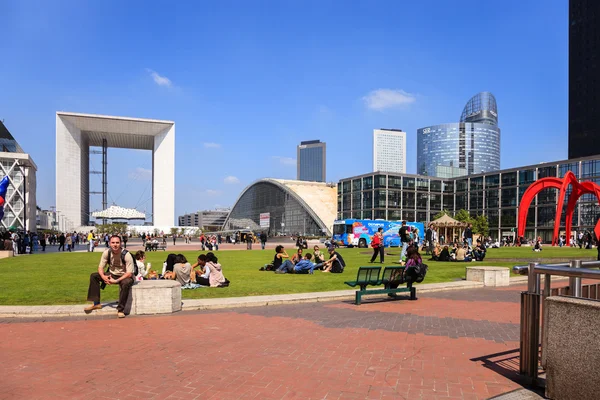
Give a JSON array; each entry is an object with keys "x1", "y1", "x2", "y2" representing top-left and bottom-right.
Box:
[{"x1": 56, "y1": 112, "x2": 175, "y2": 228}]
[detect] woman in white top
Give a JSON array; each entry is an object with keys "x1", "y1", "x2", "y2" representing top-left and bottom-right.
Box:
[{"x1": 134, "y1": 250, "x2": 148, "y2": 281}]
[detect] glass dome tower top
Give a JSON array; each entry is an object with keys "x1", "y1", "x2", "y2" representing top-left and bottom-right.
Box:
[{"x1": 460, "y1": 92, "x2": 498, "y2": 125}]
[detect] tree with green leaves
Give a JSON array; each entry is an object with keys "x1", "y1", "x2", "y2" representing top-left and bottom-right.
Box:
[
  {"x1": 454, "y1": 209, "x2": 471, "y2": 223},
  {"x1": 169, "y1": 227, "x2": 178, "y2": 236},
  {"x1": 472, "y1": 214, "x2": 489, "y2": 237}
]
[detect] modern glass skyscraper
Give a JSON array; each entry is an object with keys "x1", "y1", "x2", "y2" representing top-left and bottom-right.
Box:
[
  {"x1": 417, "y1": 92, "x2": 500, "y2": 177},
  {"x1": 569, "y1": 0, "x2": 600, "y2": 159},
  {"x1": 373, "y1": 129, "x2": 406, "y2": 173},
  {"x1": 297, "y1": 140, "x2": 326, "y2": 182}
]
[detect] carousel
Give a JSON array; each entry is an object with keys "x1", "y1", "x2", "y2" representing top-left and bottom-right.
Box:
[{"x1": 430, "y1": 214, "x2": 468, "y2": 244}]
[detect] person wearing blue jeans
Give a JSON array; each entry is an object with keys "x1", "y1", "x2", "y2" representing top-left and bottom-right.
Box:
[
  {"x1": 293, "y1": 254, "x2": 316, "y2": 274},
  {"x1": 275, "y1": 259, "x2": 295, "y2": 273},
  {"x1": 398, "y1": 221, "x2": 411, "y2": 263},
  {"x1": 464, "y1": 223, "x2": 473, "y2": 248}
]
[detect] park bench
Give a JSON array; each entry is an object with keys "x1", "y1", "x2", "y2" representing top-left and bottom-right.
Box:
[
  {"x1": 344, "y1": 266, "x2": 416, "y2": 305},
  {"x1": 145, "y1": 242, "x2": 167, "y2": 251}
]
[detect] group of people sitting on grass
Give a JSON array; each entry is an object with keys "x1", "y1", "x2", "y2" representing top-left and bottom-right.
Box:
[
  {"x1": 428, "y1": 239, "x2": 487, "y2": 262},
  {"x1": 140, "y1": 252, "x2": 229, "y2": 288},
  {"x1": 259, "y1": 244, "x2": 346, "y2": 274},
  {"x1": 84, "y1": 234, "x2": 231, "y2": 319}
]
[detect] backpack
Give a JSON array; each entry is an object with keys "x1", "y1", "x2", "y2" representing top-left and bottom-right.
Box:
[
  {"x1": 107, "y1": 249, "x2": 138, "y2": 276},
  {"x1": 404, "y1": 263, "x2": 428, "y2": 284}
]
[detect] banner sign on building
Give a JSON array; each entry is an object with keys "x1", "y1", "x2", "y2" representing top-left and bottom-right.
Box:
[{"x1": 260, "y1": 212, "x2": 270, "y2": 228}]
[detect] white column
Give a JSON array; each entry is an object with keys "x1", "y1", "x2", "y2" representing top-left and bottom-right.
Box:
[
  {"x1": 152, "y1": 124, "x2": 175, "y2": 227},
  {"x1": 56, "y1": 115, "x2": 84, "y2": 228}
]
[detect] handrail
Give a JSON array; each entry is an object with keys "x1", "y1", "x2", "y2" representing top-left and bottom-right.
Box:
[
  {"x1": 534, "y1": 265, "x2": 600, "y2": 279},
  {"x1": 513, "y1": 260, "x2": 600, "y2": 275}
]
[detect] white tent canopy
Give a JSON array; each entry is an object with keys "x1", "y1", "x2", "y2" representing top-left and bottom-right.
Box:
[{"x1": 91, "y1": 205, "x2": 146, "y2": 220}]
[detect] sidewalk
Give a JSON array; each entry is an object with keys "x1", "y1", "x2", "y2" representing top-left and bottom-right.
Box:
[
  {"x1": 0, "y1": 279, "x2": 534, "y2": 399},
  {"x1": 0, "y1": 279, "x2": 485, "y2": 318}
]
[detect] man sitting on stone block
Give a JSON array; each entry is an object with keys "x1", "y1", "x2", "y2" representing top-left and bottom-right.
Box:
[{"x1": 84, "y1": 235, "x2": 135, "y2": 318}]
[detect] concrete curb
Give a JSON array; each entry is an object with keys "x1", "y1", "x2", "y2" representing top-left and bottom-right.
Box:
[{"x1": 0, "y1": 277, "x2": 533, "y2": 318}]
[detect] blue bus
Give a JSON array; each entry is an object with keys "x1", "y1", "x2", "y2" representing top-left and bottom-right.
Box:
[{"x1": 332, "y1": 219, "x2": 425, "y2": 248}]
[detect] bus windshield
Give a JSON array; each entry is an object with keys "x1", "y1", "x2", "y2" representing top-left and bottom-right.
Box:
[{"x1": 333, "y1": 224, "x2": 347, "y2": 235}]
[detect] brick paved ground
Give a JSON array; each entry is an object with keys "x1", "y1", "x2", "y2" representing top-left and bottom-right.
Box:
[{"x1": 0, "y1": 285, "x2": 529, "y2": 400}]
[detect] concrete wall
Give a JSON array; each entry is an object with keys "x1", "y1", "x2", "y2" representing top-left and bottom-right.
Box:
[
  {"x1": 545, "y1": 296, "x2": 600, "y2": 400},
  {"x1": 56, "y1": 115, "x2": 83, "y2": 228}
]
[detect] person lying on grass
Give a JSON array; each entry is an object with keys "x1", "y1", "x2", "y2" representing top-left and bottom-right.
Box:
[{"x1": 275, "y1": 253, "x2": 316, "y2": 274}]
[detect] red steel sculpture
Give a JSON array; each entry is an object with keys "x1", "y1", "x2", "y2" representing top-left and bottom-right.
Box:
[{"x1": 517, "y1": 171, "x2": 600, "y2": 246}]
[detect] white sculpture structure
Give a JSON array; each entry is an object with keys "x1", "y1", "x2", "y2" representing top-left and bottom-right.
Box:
[{"x1": 56, "y1": 112, "x2": 175, "y2": 228}]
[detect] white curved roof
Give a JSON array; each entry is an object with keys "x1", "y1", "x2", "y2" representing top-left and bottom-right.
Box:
[
  {"x1": 227, "y1": 178, "x2": 338, "y2": 234},
  {"x1": 91, "y1": 205, "x2": 146, "y2": 220}
]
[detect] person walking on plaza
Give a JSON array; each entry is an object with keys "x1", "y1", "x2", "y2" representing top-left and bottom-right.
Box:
[
  {"x1": 65, "y1": 233, "x2": 73, "y2": 252},
  {"x1": 40, "y1": 233, "x2": 46, "y2": 252},
  {"x1": 369, "y1": 227, "x2": 384, "y2": 263},
  {"x1": 58, "y1": 232, "x2": 66, "y2": 252},
  {"x1": 87, "y1": 230, "x2": 95, "y2": 252},
  {"x1": 425, "y1": 224, "x2": 433, "y2": 255},
  {"x1": 172, "y1": 235, "x2": 177, "y2": 246},
  {"x1": 123, "y1": 233, "x2": 128, "y2": 249},
  {"x1": 463, "y1": 224, "x2": 473, "y2": 248},
  {"x1": 260, "y1": 232, "x2": 267, "y2": 250},
  {"x1": 84, "y1": 235, "x2": 135, "y2": 318},
  {"x1": 398, "y1": 221, "x2": 411, "y2": 263}
]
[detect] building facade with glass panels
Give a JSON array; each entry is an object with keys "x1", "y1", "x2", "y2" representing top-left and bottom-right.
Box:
[
  {"x1": 338, "y1": 155, "x2": 600, "y2": 243},
  {"x1": 417, "y1": 92, "x2": 501, "y2": 177},
  {"x1": 223, "y1": 178, "x2": 337, "y2": 236},
  {"x1": 297, "y1": 140, "x2": 326, "y2": 182}
]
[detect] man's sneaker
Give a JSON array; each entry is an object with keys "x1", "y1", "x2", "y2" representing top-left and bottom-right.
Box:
[
  {"x1": 117, "y1": 312, "x2": 126, "y2": 318},
  {"x1": 84, "y1": 304, "x2": 102, "y2": 314}
]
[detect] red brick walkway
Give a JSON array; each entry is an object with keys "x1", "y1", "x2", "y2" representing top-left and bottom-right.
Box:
[{"x1": 0, "y1": 285, "x2": 528, "y2": 400}]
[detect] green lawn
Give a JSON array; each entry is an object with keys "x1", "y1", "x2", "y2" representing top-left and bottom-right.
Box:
[{"x1": 0, "y1": 246, "x2": 595, "y2": 305}]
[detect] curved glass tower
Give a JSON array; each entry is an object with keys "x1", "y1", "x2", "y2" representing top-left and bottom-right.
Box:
[{"x1": 418, "y1": 92, "x2": 500, "y2": 178}]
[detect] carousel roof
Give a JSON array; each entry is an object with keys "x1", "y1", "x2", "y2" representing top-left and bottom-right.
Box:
[
  {"x1": 430, "y1": 214, "x2": 468, "y2": 227},
  {"x1": 91, "y1": 205, "x2": 146, "y2": 220}
]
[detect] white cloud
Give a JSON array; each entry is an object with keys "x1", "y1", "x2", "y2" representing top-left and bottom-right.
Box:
[
  {"x1": 224, "y1": 176, "x2": 240, "y2": 184},
  {"x1": 205, "y1": 189, "x2": 222, "y2": 196},
  {"x1": 203, "y1": 142, "x2": 221, "y2": 149},
  {"x1": 146, "y1": 69, "x2": 172, "y2": 88},
  {"x1": 128, "y1": 167, "x2": 152, "y2": 181},
  {"x1": 362, "y1": 89, "x2": 416, "y2": 110},
  {"x1": 272, "y1": 156, "x2": 297, "y2": 166}
]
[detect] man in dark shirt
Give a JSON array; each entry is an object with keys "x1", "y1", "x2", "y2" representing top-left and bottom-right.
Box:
[
  {"x1": 398, "y1": 221, "x2": 411, "y2": 263},
  {"x1": 322, "y1": 247, "x2": 345, "y2": 273},
  {"x1": 260, "y1": 232, "x2": 267, "y2": 250},
  {"x1": 464, "y1": 224, "x2": 473, "y2": 247},
  {"x1": 425, "y1": 224, "x2": 433, "y2": 255}
]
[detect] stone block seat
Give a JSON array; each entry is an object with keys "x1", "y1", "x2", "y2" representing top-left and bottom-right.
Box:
[
  {"x1": 126, "y1": 280, "x2": 182, "y2": 315},
  {"x1": 465, "y1": 266, "x2": 509, "y2": 287}
]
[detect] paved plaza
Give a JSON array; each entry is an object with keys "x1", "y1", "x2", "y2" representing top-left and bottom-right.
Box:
[{"x1": 0, "y1": 283, "x2": 536, "y2": 400}]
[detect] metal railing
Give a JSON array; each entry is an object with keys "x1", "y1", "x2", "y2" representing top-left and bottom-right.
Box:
[{"x1": 513, "y1": 260, "x2": 600, "y2": 385}]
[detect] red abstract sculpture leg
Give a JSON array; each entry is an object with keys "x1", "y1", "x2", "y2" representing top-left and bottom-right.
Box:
[
  {"x1": 564, "y1": 187, "x2": 583, "y2": 247},
  {"x1": 518, "y1": 178, "x2": 563, "y2": 242}
]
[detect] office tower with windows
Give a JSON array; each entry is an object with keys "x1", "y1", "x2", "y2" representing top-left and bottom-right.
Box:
[
  {"x1": 373, "y1": 129, "x2": 406, "y2": 173},
  {"x1": 297, "y1": 140, "x2": 326, "y2": 182},
  {"x1": 569, "y1": 0, "x2": 600, "y2": 158},
  {"x1": 417, "y1": 92, "x2": 500, "y2": 178}
]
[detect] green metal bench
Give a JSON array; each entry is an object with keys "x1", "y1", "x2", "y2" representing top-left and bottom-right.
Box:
[{"x1": 344, "y1": 266, "x2": 416, "y2": 305}]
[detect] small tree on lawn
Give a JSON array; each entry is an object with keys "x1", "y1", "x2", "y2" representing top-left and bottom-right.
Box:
[
  {"x1": 169, "y1": 227, "x2": 179, "y2": 237},
  {"x1": 472, "y1": 214, "x2": 489, "y2": 237},
  {"x1": 454, "y1": 209, "x2": 471, "y2": 223}
]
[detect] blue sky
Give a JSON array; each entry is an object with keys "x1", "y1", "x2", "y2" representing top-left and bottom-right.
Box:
[{"x1": 2, "y1": 0, "x2": 568, "y2": 221}]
